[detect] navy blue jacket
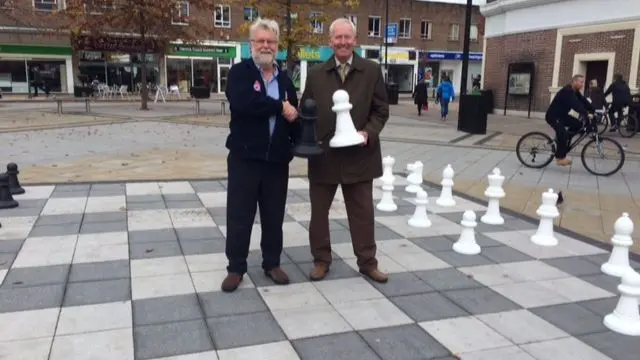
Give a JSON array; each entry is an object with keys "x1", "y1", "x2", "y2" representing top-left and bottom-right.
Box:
[
  {"x1": 546, "y1": 84, "x2": 594, "y2": 124},
  {"x1": 224, "y1": 58, "x2": 300, "y2": 164}
]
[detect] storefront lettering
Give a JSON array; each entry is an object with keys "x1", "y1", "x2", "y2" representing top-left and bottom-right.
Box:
[
  {"x1": 297, "y1": 48, "x2": 321, "y2": 61},
  {"x1": 74, "y1": 36, "x2": 160, "y2": 53},
  {"x1": 172, "y1": 45, "x2": 231, "y2": 55}
]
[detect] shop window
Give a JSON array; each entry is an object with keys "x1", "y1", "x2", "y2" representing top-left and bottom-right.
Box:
[
  {"x1": 172, "y1": 1, "x2": 189, "y2": 25},
  {"x1": 368, "y1": 16, "x2": 381, "y2": 37},
  {"x1": 166, "y1": 58, "x2": 192, "y2": 93},
  {"x1": 214, "y1": 5, "x2": 231, "y2": 28},
  {"x1": 399, "y1": 18, "x2": 411, "y2": 39},
  {"x1": 34, "y1": 0, "x2": 60, "y2": 11}
]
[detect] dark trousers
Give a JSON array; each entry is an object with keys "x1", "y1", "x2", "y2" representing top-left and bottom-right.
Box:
[
  {"x1": 552, "y1": 117, "x2": 582, "y2": 159},
  {"x1": 225, "y1": 153, "x2": 289, "y2": 274},
  {"x1": 309, "y1": 180, "x2": 378, "y2": 271}
]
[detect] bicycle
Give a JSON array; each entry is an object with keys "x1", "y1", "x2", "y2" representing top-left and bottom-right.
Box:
[
  {"x1": 594, "y1": 103, "x2": 638, "y2": 138},
  {"x1": 516, "y1": 117, "x2": 625, "y2": 176}
]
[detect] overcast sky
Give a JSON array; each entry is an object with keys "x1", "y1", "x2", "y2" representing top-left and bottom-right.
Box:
[{"x1": 417, "y1": 0, "x2": 487, "y2": 5}]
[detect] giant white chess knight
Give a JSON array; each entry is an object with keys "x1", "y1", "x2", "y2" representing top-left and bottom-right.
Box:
[{"x1": 329, "y1": 89, "x2": 366, "y2": 148}]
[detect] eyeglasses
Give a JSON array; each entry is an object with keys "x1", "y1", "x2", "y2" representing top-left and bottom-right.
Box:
[{"x1": 251, "y1": 39, "x2": 278, "y2": 46}]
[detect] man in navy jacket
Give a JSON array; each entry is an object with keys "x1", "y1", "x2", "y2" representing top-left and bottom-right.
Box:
[{"x1": 221, "y1": 18, "x2": 300, "y2": 292}]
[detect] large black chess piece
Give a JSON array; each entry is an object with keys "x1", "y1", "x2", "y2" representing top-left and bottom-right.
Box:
[
  {"x1": 0, "y1": 173, "x2": 18, "y2": 209},
  {"x1": 7, "y1": 163, "x2": 25, "y2": 195},
  {"x1": 293, "y1": 98, "x2": 324, "y2": 158}
]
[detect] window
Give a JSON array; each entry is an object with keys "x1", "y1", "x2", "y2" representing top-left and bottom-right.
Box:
[
  {"x1": 368, "y1": 16, "x2": 381, "y2": 37},
  {"x1": 172, "y1": 1, "x2": 189, "y2": 24},
  {"x1": 34, "y1": 0, "x2": 60, "y2": 11},
  {"x1": 0, "y1": 0, "x2": 12, "y2": 8},
  {"x1": 243, "y1": 7, "x2": 258, "y2": 21},
  {"x1": 214, "y1": 5, "x2": 231, "y2": 28},
  {"x1": 310, "y1": 11, "x2": 323, "y2": 34},
  {"x1": 448, "y1": 23, "x2": 460, "y2": 41},
  {"x1": 398, "y1": 18, "x2": 411, "y2": 38},
  {"x1": 420, "y1": 20, "x2": 432, "y2": 40},
  {"x1": 470, "y1": 24, "x2": 478, "y2": 41},
  {"x1": 84, "y1": 0, "x2": 114, "y2": 13},
  {"x1": 345, "y1": 14, "x2": 357, "y2": 27}
]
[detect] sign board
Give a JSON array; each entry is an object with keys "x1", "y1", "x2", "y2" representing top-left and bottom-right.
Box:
[
  {"x1": 385, "y1": 23, "x2": 398, "y2": 44},
  {"x1": 425, "y1": 51, "x2": 483, "y2": 61}
]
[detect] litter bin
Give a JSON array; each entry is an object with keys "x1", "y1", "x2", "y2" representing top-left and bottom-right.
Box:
[
  {"x1": 457, "y1": 94, "x2": 487, "y2": 135},
  {"x1": 480, "y1": 89, "x2": 494, "y2": 115},
  {"x1": 386, "y1": 83, "x2": 399, "y2": 105},
  {"x1": 190, "y1": 86, "x2": 211, "y2": 99}
]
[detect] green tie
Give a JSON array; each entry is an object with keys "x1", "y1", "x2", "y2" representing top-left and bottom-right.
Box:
[{"x1": 339, "y1": 63, "x2": 350, "y2": 82}]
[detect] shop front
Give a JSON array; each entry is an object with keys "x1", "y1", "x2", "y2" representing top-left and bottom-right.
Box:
[
  {"x1": 75, "y1": 35, "x2": 164, "y2": 93},
  {"x1": 0, "y1": 44, "x2": 74, "y2": 94},
  {"x1": 239, "y1": 44, "x2": 362, "y2": 92},
  {"x1": 165, "y1": 43, "x2": 240, "y2": 94},
  {"x1": 419, "y1": 51, "x2": 483, "y2": 94},
  {"x1": 359, "y1": 45, "x2": 418, "y2": 93}
]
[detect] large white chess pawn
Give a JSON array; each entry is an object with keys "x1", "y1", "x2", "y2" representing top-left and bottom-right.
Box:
[
  {"x1": 408, "y1": 189, "x2": 431, "y2": 227},
  {"x1": 603, "y1": 269, "x2": 640, "y2": 336},
  {"x1": 376, "y1": 174, "x2": 397, "y2": 212},
  {"x1": 406, "y1": 161, "x2": 423, "y2": 193},
  {"x1": 436, "y1": 164, "x2": 456, "y2": 207},
  {"x1": 379, "y1": 156, "x2": 395, "y2": 186},
  {"x1": 453, "y1": 210, "x2": 481, "y2": 255},
  {"x1": 329, "y1": 90, "x2": 365, "y2": 148},
  {"x1": 480, "y1": 168, "x2": 505, "y2": 225},
  {"x1": 530, "y1": 189, "x2": 560, "y2": 247},
  {"x1": 602, "y1": 213, "x2": 635, "y2": 277}
]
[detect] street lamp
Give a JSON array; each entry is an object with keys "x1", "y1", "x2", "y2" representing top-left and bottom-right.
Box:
[
  {"x1": 383, "y1": 0, "x2": 389, "y2": 84},
  {"x1": 459, "y1": 0, "x2": 473, "y2": 95}
]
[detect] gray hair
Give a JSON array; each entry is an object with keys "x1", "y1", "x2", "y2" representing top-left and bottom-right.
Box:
[
  {"x1": 329, "y1": 17, "x2": 357, "y2": 37},
  {"x1": 249, "y1": 18, "x2": 280, "y2": 40}
]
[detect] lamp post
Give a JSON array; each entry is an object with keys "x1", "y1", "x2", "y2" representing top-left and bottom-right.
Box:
[
  {"x1": 383, "y1": 0, "x2": 389, "y2": 83},
  {"x1": 459, "y1": 0, "x2": 473, "y2": 95}
]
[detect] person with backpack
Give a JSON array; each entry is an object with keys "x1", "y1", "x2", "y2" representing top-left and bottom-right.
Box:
[
  {"x1": 603, "y1": 73, "x2": 632, "y2": 132},
  {"x1": 436, "y1": 76, "x2": 455, "y2": 121}
]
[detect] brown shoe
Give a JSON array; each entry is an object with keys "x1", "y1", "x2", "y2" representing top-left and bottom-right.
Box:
[
  {"x1": 265, "y1": 267, "x2": 290, "y2": 285},
  {"x1": 221, "y1": 273, "x2": 243, "y2": 292},
  {"x1": 556, "y1": 158, "x2": 572, "y2": 166},
  {"x1": 360, "y1": 268, "x2": 388, "y2": 283},
  {"x1": 309, "y1": 263, "x2": 330, "y2": 281}
]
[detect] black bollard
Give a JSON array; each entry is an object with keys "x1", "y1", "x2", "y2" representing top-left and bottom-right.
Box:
[
  {"x1": 6, "y1": 163, "x2": 25, "y2": 195},
  {"x1": 0, "y1": 173, "x2": 18, "y2": 209},
  {"x1": 293, "y1": 98, "x2": 324, "y2": 158},
  {"x1": 557, "y1": 191, "x2": 564, "y2": 205}
]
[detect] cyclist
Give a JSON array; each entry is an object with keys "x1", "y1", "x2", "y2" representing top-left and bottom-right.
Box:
[
  {"x1": 603, "y1": 73, "x2": 632, "y2": 132},
  {"x1": 545, "y1": 74, "x2": 595, "y2": 166}
]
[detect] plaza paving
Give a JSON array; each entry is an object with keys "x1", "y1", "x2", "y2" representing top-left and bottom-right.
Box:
[{"x1": 0, "y1": 101, "x2": 639, "y2": 253}]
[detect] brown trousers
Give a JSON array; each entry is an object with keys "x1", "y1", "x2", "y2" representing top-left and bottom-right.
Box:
[{"x1": 309, "y1": 180, "x2": 378, "y2": 271}]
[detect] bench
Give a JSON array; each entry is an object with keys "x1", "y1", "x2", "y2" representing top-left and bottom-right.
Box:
[
  {"x1": 193, "y1": 98, "x2": 227, "y2": 115},
  {"x1": 54, "y1": 97, "x2": 91, "y2": 114}
]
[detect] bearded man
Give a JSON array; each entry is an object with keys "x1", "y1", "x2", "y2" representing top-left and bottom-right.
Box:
[{"x1": 221, "y1": 17, "x2": 299, "y2": 292}]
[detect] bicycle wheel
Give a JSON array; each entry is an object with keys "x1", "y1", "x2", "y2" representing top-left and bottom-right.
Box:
[
  {"x1": 516, "y1": 131, "x2": 556, "y2": 168},
  {"x1": 580, "y1": 136, "x2": 625, "y2": 176},
  {"x1": 618, "y1": 114, "x2": 638, "y2": 138}
]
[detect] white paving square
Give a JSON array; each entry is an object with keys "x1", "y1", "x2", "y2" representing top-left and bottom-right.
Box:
[
  {"x1": 128, "y1": 209, "x2": 173, "y2": 231},
  {"x1": 84, "y1": 195, "x2": 126, "y2": 213},
  {"x1": 476, "y1": 309, "x2": 569, "y2": 344},
  {"x1": 159, "y1": 181, "x2": 195, "y2": 194},
  {"x1": 333, "y1": 297, "x2": 413, "y2": 330},
  {"x1": 40, "y1": 197, "x2": 88, "y2": 215},
  {"x1": 126, "y1": 182, "x2": 161, "y2": 196},
  {"x1": 49, "y1": 327, "x2": 134, "y2": 360},
  {"x1": 217, "y1": 341, "x2": 300, "y2": 360},
  {"x1": 419, "y1": 316, "x2": 513, "y2": 354},
  {"x1": 131, "y1": 273, "x2": 196, "y2": 300},
  {"x1": 56, "y1": 301, "x2": 132, "y2": 335},
  {"x1": 12, "y1": 235, "x2": 78, "y2": 268}
]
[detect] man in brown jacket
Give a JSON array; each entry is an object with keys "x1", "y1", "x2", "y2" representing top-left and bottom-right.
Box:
[{"x1": 300, "y1": 17, "x2": 390, "y2": 283}]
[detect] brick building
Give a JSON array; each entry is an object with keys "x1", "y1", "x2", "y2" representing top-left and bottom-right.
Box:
[
  {"x1": 480, "y1": 0, "x2": 640, "y2": 118},
  {"x1": 0, "y1": 0, "x2": 484, "y2": 95}
]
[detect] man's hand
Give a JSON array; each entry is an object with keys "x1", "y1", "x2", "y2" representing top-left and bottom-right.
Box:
[
  {"x1": 358, "y1": 131, "x2": 369, "y2": 146},
  {"x1": 282, "y1": 101, "x2": 298, "y2": 123}
]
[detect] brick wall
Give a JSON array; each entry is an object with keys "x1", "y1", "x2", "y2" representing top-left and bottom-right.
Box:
[
  {"x1": 559, "y1": 30, "x2": 634, "y2": 86},
  {"x1": 483, "y1": 29, "x2": 557, "y2": 112}
]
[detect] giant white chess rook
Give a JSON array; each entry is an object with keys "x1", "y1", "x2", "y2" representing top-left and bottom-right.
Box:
[
  {"x1": 530, "y1": 189, "x2": 560, "y2": 247},
  {"x1": 603, "y1": 269, "x2": 640, "y2": 336},
  {"x1": 329, "y1": 90, "x2": 365, "y2": 148},
  {"x1": 436, "y1": 164, "x2": 456, "y2": 207},
  {"x1": 453, "y1": 210, "x2": 481, "y2": 255},
  {"x1": 480, "y1": 168, "x2": 505, "y2": 225},
  {"x1": 602, "y1": 213, "x2": 635, "y2": 277}
]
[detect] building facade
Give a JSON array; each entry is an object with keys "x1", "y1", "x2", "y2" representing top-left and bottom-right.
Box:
[
  {"x1": 0, "y1": 0, "x2": 484, "y2": 95},
  {"x1": 480, "y1": 0, "x2": 640, "y2": 117}
]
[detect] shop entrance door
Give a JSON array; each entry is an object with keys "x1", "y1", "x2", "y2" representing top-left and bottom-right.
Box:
[{"x1": 218, "y1": 65, "x2": 230, "y2": 93}]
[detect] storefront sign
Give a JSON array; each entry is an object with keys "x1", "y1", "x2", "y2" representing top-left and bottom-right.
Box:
[
  {"x1": 0, "y1": 44, "x2": 72, "y2": 56},
  {"x1": 241, "y1": 44, "x2": 362, "y2": 62},
  {"x1": 382, "y1": 50, "x2": 410, "y2": 63},
  {"x1": 169, "y1": 44, "x2": 236, "y2": 58},
  {"x1": 424, "y1": 51, "x2": 483, "y2": 61},
  {"x1": 73, "y1": 35, "x2": 161, "y2": 53}
]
